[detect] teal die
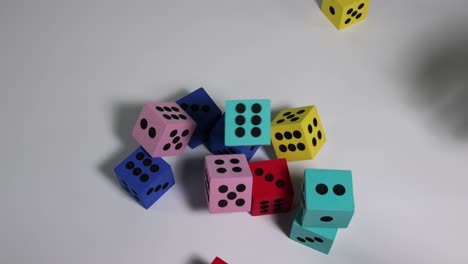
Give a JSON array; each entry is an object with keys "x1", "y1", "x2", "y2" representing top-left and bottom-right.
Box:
[
  {"x1": 301, "y1": 168, "x2": 354, "y2": 228},
  {"x1": 225, "y1": 99, "x2": 271, "y2": 146},
  {"x1": 290, "y1": 208, "x2": 338, "y2": 255}
]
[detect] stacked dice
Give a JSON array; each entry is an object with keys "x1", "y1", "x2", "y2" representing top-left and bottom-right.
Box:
[
  {"x1": 204, "y1": 98, "x2": 295, "y2": 216},
  {"x1": 289, "y1": 168, "x2": 355, "y2": 254},
  {"x1": 114, "y1": 102, "x2": 198, "y2": 209},
  {"x1": 268, "y1": 105, "x2": 356, "y2": 254},
  {"x1": 202, "y1": 100, "x2": 334, "y2": 223},
  {"x1": 176, "y1": 88, "x2": 223, "y2": 149},
  {"x1": 207, "y1": 99, "x2": 272, "y2": 160}
]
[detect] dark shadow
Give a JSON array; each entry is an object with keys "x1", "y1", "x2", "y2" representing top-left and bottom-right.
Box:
[
  {"x1": 315, "y1": 0, "x2": 322, "y2": 8},
  {"x1": 186, "y1": 254, "x2": 207, "y2": 264},
  {"x1": 262, "y1": 144, "x2": 277, "y2": 160},
  {"x1": 410, "y1": 22, "x2": 468, "y2": 139},
  {"x1": 112, "y1": 103, "x2": 144, "y2": 149},
  {"x1": 98, "y1": 89, "x2": 193, "y2": 194},
  {"x1": 273, "y1": 207, "x2": 297, "y2": 237},
  {"x1": 177, "y1": 155, "x2": 208, "y2": 210},
  {"x1": 98, "y1": 102, "x2": 142, "y2": 193}
]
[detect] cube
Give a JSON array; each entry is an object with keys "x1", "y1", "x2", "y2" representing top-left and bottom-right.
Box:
[
  {"x1": 211, "y1": 257, "x2": 228, "y2": 264},
  {"x1": 114, "y1": 147, "x2": 175, "y2": 209},
  {"x1": 207, "y1": 115, "x2": 260, "y2": 160},
  {"x1": 176, "y1": 87, "x2": 222, "y2": 149},
  {"x1": 132, "y1": 102, "x2": 196, "y2": 157},
  {"x1": 301, "y1": 168, "x2": 354, "y2": 228},
  {"x1": 271, "y1": 105, "x2": 326, "y2": 161},
  {"x1": 321, "y1": 0, "x2": 370, "y2": 30},
  {"x1": 248, "y1": 159, "x2": 294, "y2": 216},
  {"x1": 290, "y1": 208, "x2": 338, "y2": 255},
  {"x1": 225, "y1": 99, "x2": 271, "y2": 146},
  {"x1": 204, "y1": 154, "x2": 253, "y2": 213}
]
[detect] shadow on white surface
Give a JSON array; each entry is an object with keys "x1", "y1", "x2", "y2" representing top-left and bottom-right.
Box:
[
  {"x1": 410, "y1": 21, "x2": 468, "y2": 139},
  {"x1": 178, "y1": 155, "x2": 209, "y2": 210},
  {"x1": 314, "y1": 0, "x2": 323, "y2": 8},
  {"x1": 273, "y1": 208, "x2": 297, "y2": 238},
  {"x1": 262, "y1": 144, "x2": 277, "y2": 161},
  {"x1": 98, "y1": 102, "x2": 142, "y2": 198},
  {"x1": 186, "y1": 254, "x2": 207, "y2": 264}
]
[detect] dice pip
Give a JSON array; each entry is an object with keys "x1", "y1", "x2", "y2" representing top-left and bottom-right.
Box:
[
  {"x1": 114, "y1": 147, "x2": 175, "y2": 209},
  {"x1": 204, "y1": 154, "x2": 253, "y2": 213},
  {"x1": 290, "y1": 208, "x2": 338, "y2": 255},
  {"x1": 301, "y1": 168, "x2": 354, "y2": 228},
  {"x1": 176, "y1": 87, "x2": 222, "y2": 149},
  {"x1": 208, "y1": 115, "x2": 260, "y2": 160},
  {"x1": 132, "y1": 102, "x2": 196, "y2": 157},
  {"x1": 321, "y1": 0, "x2": 370, "y2": 30},
  {"x1": 225, "y1": 99, "x2": 271, "y2": 146},
  {"x1": 271, "y1": 105, "x2": 326, "y2": 161},
  {"x1": 248, "y1": 159, "x2": 294, "y2": 216}
]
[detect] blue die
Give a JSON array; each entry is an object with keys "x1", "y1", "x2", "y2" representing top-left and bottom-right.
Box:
[
  {"x1": 114, "y1": 147, "x2": 175, "y2": 209},
  {"x1": 225, "y1": 99, "x2": 271, "y2": 146},
  {"x1": 290, "y1": 207, "x2": 338, "y2": 255},
  {"x1": 301, "y1": 168, "x2": 355, "y2": 228},
  {"x1": 176, "y1": 87, "x2": 222, "y2": 149},
  {"x1": 207, "y1": 115, "x2": 259, "y2": 160}
]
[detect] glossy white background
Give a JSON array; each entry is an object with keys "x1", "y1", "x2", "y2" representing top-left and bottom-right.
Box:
[{"x1": 1, "y1": 1, "x2": 468, "y2": 263}]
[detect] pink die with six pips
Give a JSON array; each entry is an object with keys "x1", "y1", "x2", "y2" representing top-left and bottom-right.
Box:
[
  {"x1": 132, "y1": 102, "x2": 196, "y2": 157},
  {"x1": 204, "y1": 154, "x2": 253, "y2": 214}
]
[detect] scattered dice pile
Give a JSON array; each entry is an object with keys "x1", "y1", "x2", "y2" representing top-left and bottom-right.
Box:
[{"x1": 114, "y1": 87, "x2": 355, "y2": 255}]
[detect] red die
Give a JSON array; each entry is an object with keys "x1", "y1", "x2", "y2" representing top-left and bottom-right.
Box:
[
  {"x1": 212, "y1": 257, "x2": 228, "y2": 264},
  {"x1": 248, "y1": 158, "x2": 294, "y2": 216}
]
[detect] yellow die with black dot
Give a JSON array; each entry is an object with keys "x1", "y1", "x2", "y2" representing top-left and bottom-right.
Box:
[
  {"x1": 271, "y1": 106, "x2": 326, "y2": 161},
  {"x1": 321, "y1": 0, "x2": 370, "y2": 30}
]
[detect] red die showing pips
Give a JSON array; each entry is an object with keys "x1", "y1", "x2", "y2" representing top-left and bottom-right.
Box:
[
  {"x1": 248, "y1": 158, "x2": 294, "y2": 216},
  {"x1": 211, "y1": 257, "x2": 228, "y2": 264}
]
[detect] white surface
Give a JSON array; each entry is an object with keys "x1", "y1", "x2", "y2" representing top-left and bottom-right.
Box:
[{"x1": 1, "y1": 1, "x2": 468, "y2": 263}]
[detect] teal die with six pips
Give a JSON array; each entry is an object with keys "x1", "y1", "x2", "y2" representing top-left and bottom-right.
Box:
[{"x1": 224, "y1": 99, "x2": 271, "y2": 146}]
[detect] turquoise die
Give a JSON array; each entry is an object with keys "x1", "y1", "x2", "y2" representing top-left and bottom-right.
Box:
[
  {"x1": 301, "y1": 168, "x2": 354, "y2": 228},
  {"x1": 290, "y1": 208, "x2": 338, "y2": 255},
  {"x1": 225, "y1": 99, "x2": 271, "y2": 146}
]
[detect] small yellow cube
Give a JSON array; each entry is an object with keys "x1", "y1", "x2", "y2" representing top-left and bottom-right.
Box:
[
  {"x1": 321, "y1": 0, "x2": 370, "y2": 30},
  {"x1": 271, "y1": 106, "x2": 326, "y2": 161}
]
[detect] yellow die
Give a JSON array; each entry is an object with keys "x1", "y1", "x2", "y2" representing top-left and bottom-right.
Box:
[
  {"x1": 271, "y1": 106, "x2": 326, "y2": 161},
  {"x1": 321, "y1": 0, "x2": 370, "y2": 30}
]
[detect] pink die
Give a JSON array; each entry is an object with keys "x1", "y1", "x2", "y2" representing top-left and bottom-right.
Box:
[
  {"x1": 204, "y1": 154, "x2": 253, "y2": 214},
  {"x1": 132, "y1": 102, "x2": 196, "y2": 157}
]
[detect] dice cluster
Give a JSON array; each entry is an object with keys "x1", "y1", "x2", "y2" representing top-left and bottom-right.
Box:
[
  {"x1": 113, "y1": 87, "x2": 355, "y2": 255},
  {"x1": 291, "y1": 169, "x2": 354, "y2": 254}
]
